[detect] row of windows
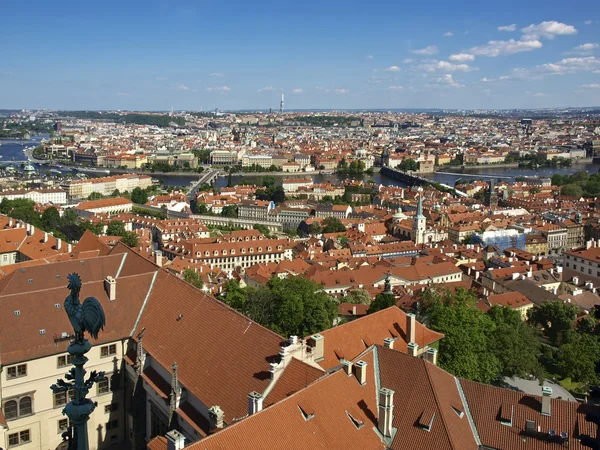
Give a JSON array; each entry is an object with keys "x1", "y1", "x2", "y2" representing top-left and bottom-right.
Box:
[
  {"x1": 8, "y1": 430, "x2": 30, "y2": 448},
  {"x1": 195, "y1": 246, "x2": 282, "y2": 257},
  {"x1": 566, "y1": 262, "x2": 600, "y2": 276},
  {"x1": 6, "y1": 345, "x2": 117, "y2": 381},
  {"x1": 3, "y1": 376, "x2": 117, "y2": 421}
]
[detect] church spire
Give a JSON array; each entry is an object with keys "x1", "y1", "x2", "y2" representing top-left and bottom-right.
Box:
[{"x1": 416, "y1": 186, "x2": 424, "y2": 218}]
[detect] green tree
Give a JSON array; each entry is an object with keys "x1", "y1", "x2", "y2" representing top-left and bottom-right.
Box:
[
  {"x1": 196, "y1": 203, "x2": 209, "y2": 214},
  {"x1": 221, "y1": 279, "x2": 246, "y2": 310},
  {"x1": 527, "y1": 301, "x2": 579, "y2": 345},
  {"x1": 87, "y1": 192, "x2": 104, "y2": 200},
  {"x1": 41, "y1": 207, "x2": 61, "y2": 230},
  {"x1": 253, "y1": 224, "x2": 272, "y2": 238},
  {"x1": 61, "y1": 208, "x2": 79, "y2": 226},
  {"x1": 321, "y1": 217, "x2": 346, "y2": 233},
  {"x1": 183, "y1": 268, "x2": 204, "y2": 290},
  {"x1": 488, "y1": 306, "x2": 541, "y2": 378},
  {"x1": 131, "y1": 187, "x2": 149, "y2": 204},
  {"x1": 345, "y1": 289, "x2": 372, "y2": 305},
  {"x1": 121, "y1": 231, "x2": 139, "y2": 247},
  {"x1": 561, "y1": 184, "x2": 584, "y2": 198},
  {"x1": 367, "y1": 292, "x2": 396, "y2": 314},
  {"x1": 399, "y1": 159, "x2": 419, "y2": 171},
  {"x1": 106, "y1": 220, "x2": 127, "y2": 236},
  {"x1": 556, "y1": 332, "x2": 600, "y2": 384},
  {"x1": 428, "y1": 289, "x2": 502, "y2": 383},
  {"x1": 221, "y1": 205, "x2": 238, "y2": 218},
  {"x1": 308, "y1": 222, "x2": 322, "y2": 235}
]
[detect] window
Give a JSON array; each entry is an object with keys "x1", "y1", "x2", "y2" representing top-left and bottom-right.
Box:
[
  {"x1": 106, "y1": 419, "x2": 119, "y2": 431},
  {"x1": 7, "y1": 364, "x2": 27, "y2": 379},
  {"x1": 58, "y1": 418, "x2": 69, "y2": 433},
  {"x1": 100, "y1": 344, "x2": 117, "y2": 358},
  {"x1": 98, "y1": 374, "x2": 113, "y2": 395},
  {"x1": 105, "y1": 403, "x2": 118, "y2": 413},
  {"x1": 54, "y1": 390, "x2": 74, "y2": 408},
  {"x1": 57, "y1": 354, "x2": 74, "y2": 368},
  {"x1": 8, "y1": 430, "x2": 30, "y2": 448},
  {"x1": 3, "y1": 395, "x2": 33, "y2": 420}
]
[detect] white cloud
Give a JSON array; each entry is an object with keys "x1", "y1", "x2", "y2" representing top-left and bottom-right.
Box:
[
  {"x1": 539, "y1": 56, "x2": 600, "y2": 74},
  {"x1": 480, "y1": 77, "x2": 491, "y2": 82},
  {"x1": 585, "y1": 20, "x2": 593, "y2": 25},
  {"x1": 334, "y1": 88, "x2": 350, "y2": 94},
  {"x1": 387, "y1": 85, "x2": 403, "y2": 90},
  {"x1": 412, "y1": 45, "x2": 438, "y2": 55},
  {"x1": 526, "y1": 91, "x2": 549, "y2": 97},
  {"x1": 572, "y1": 43, "x2": 600, "y2": 54},
  {"x1": 499, "y1": 75, "x2": 512, "y2": 80},
  {"x1": 385, "y1": 65, "x2": 401, "y2": 72},
  {"x1": 258, "y1": 86, "x2": 277, "y2": 92},
  {"x1": 449, "y1": 53, "x2": 475, "y2": 62},
  {"x1": 443, "y1": 32, "x2": 454, "y2": 37},
  {"x1": 209, "y1": 72, "x2": 225, "y2": 77},
  {"x1": 583, "y1": 84, "x2": 600, "y2": 88},
  {"x1": 498, "y1": 24, "x2": 517, "y2": 32},
  {"x1": 402, "y1": 58, "x2": 414, "y2": 63},
  {"x1": 521, "y1": 21, "x2": 577, "y2": 40},
  {"x1": 292, "y1": 88, "x2": 304, "y2": 94},
  {"x1": 206, "y1": 86, "x2": 231, "y2": 92},
  {"x1": 419, "y1": 60, "x2": 475, "y2": 72},
  {"x1": 428, "y1": 74, "x2": 464, "y2": 88},
  {"x1": 469, "y1": 39, "x2": 542, "y2": 57},
  {"x1": 175, "y1": 84, "x2": 190, "y2": 91}
]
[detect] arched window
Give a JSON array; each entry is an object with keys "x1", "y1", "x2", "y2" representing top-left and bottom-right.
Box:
[
  {"x1": 3, "y1": 400, "x2": 17, "y2": 420},
  {"x1": 19, "y1": 396, "x2": 32, "y2": 416}
]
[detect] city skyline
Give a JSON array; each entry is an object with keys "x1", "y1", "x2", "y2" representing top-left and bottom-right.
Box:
[{"x1": 1, "y1": 0, "x2": 599, "y2": 110}]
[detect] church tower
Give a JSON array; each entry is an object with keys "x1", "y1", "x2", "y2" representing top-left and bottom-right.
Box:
[{"x1": 412, "y1": 187, "x2": 426, "y2": 245}]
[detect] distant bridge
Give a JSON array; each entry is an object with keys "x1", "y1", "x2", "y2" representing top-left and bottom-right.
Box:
[
  {"x1": 186, "y1": 169, "x2": 221, "y2": 200},
  {"x1": 380, "y1": 167, "x2": 468, "y2": 197}
]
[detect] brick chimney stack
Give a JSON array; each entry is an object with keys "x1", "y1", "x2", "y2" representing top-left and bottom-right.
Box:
[{"x1": 378, "y1": 388, "x2": 395, "y2": 438}]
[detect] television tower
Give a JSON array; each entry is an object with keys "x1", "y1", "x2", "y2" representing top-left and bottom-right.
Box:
[{"x1": 280, "y1": 90, "x2": 284, "y2": 114}]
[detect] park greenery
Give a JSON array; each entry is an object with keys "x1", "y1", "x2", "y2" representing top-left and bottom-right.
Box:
[
  {"x1": 417, "y1": 287, "x2": 600, "y2": 390},
  {"x1": 337, "y1": 159, "x2": 372, "y2": 175},
  {"x1": 398, "y1": 159, "x2": 419, "y2": 171},
  {"x1": 220, "y1": 277, "x2": 338, "y2": 337},
  {"x1": 504, "y1": 153, "x2": 573, "y2": 168},
  {"x1": 552, "y1": 170, "x2": 600, "y2": 198},
  {"x1": 0, "y1": 120, "x2": 54, "y2": 138}
]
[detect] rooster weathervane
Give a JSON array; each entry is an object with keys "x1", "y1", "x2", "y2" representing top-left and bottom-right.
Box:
[{"x1": 51, "y1": 273, "x2": 107, "y2": 450}]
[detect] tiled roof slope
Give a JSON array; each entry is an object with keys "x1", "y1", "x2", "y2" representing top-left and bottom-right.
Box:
[
  {"x1": 313, "y1": 306, "x2": 443, "y2": 370},
  {"x1": 133, "y1": 270, "x2": 285, "y2": 424},
  {"x1": 73, "y1": 229, "x2": 112, "y2": 256},
  {"x1": 378, "y1": 345, "x2": 478, "y2": 450},
  {"x1": 461, "y1": 379, "x2": 598, "y2": 450},
  {"x1": 0, "y1": 271, "x2": 156, "y2": 365},
  {"x1": 192, "y1": 351, "x2": 384, "y2": 450},
  {"x1": 264, "y1": 357, "x2": 325, "y2": 407}
]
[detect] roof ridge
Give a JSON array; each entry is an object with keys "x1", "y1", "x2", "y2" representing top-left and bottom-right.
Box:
[{"x1": 423, "y1": 359, "x2": 457, "y2": 449}]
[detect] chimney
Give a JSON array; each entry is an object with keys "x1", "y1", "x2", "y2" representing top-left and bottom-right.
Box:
[
  {"x1": 406, "y1": 313, "x2": 416, "y2": 344},
  {"x1": 56, "y1": 238, "x2": 62, "y2": 250},
  {"x1": 383, "y1": 337, "x2": 394, "y2": 349},
  {"x1": 247, "y1": 391, "x2": 263, "y2": 415},
  {"x1": 104, "y1": 276, "x2": 117, "y2": 301},
  {"x1": 407, "y1": 342, "x2": 418, "y2": 357},
  {"x1": 354, "y1": 360, "x2": 367, "y2": 385},
  {"x1": 166, "y1": 430, "x2": 185, "y2": 450},
  {"x1": 342, "y1": 360, "x2": 353, "y2": 376},
  {"x1": 8, "y1": 218, "x2": 12, "y2": 227},
  {"x1": 43, "y1": 232, "x2": 48, "y2": 243},
  {"x1": 67, "y1": 243, "x2": 72, "y2": 253},
  {"x1": 208, "y1": 405, "x2": 224, "y2": 431},
  {"x1": 378, "y1": 388, "x2": 395, "y2": 438},
  {"x1": 154, "y1": 250, "x2": 163, "y2": 267},
  {"x1": 308, "y1": 333, "x2": 324, "y2": 361},
  {"x1": 27, "y1": 224, "x2": 33, "y2": 236},
  {"x1": 424, "y1": 348, "x2": 438, "y2": 365},
  {"x1": 541, "y1": 387, "x2": 552, "y2": 416}
]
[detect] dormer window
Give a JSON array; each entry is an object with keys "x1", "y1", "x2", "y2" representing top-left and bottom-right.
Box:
[
  {"x1": 258, "y1": 247, "x2": 263, "y2": 252},
  {"x1": 213, "y1": 250, "x2": 219, "y2": 256},
  {"x1": 241, "y1": 248, "x2": 246, "y2": 254},
  {"x1": 230, "y1": 249, "x2": 235, "y2": 255},
  {"x1": 250, "y1": 248, "x2": 254, "y2": 253},
  {"x1": 222, "y1": 250, "x2": 227, "y2": 255},
  {"x1": 205, "y1": 251, "x2": 210, "y2": 256}
]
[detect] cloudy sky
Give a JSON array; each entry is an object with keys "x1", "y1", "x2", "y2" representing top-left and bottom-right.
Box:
[{"x1": 1, "y1": 0, "x2": 599, "y2": 110}]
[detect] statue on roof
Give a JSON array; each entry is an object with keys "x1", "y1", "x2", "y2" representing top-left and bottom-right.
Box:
[{"x1": 64, "y1": 273, "x2": 106, "y2": 340}]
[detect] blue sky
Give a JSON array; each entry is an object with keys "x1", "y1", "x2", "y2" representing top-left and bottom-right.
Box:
[{"x1": 1, "y1": 0, "x2": 599, "y2": 110}]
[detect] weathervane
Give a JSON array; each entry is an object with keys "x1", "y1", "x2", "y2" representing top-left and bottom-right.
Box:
[{"x1": 51, "y1": 273, "x2": 106, "y2": 450}]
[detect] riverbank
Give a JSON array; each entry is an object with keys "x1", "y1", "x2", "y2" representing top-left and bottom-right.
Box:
[{"x1": 436, "y1": 157, "x2": 594, "y2": 172}]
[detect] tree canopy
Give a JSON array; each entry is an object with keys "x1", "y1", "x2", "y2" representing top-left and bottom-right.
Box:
[
  {"x1": 183, "y1": 268, "x2": 204, "y2": 290},
  {"x1": 321, "y1": 217, "x2": 346, "y2": 233},
  {"x1": 131, "y1": 187, "x2": 149, "y2": 204},
  {"x1": 367, "y1": 292, "x2": 395, "y2": 314},
  {"x1": 345, "y1": 289, "x2": 372, "y2": 305},
  {"x1": 527, "y1": 301, "x2": 579, "y2": 345},
  {"x1": 106, "y1": 220, "x2": 127, "y2": 237}
]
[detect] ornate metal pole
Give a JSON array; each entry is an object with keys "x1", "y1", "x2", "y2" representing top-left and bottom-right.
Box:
[{"x1": 51, "y1": 273, "x2": 106, "y2": 450}]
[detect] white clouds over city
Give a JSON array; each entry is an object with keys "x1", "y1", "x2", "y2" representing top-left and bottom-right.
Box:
[
  {"x1": 385, "y1": 66, "x2": 401, "y2": 72},
  {"x1": 206, "y1": 86, "x2": 231, "y2": 92},
  {"x1": 521, "y1": 21, "x2": 577, "y2": 40},
  {"x1": 449, "y1": 53, "x2": 475, "y2": 62},
  {"x1": 498, "y1": 24, "x2": 517, "y2": 32},
  {"x1": 419, "y1": 60, "x2": 475, "y2": 72},
  {"x1": 412, "y1": 45, "x2": 438, "y2": 55}
]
